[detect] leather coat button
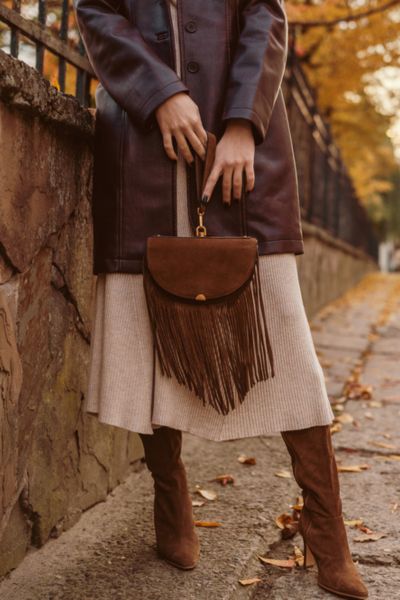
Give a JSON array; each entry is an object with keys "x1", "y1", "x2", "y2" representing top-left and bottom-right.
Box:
[
  {"x1": 187, "y1": 61, "x2": 199, "y2": 73},
  {"x1": 185, "y1": 21, "x2": 197, "y2": 33}
]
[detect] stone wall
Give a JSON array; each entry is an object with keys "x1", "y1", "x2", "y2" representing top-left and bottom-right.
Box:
[
  {"x1": 0, "y1": 50, "x2": 376, "y2": 577},
  {"x1": 0, "y1": 51, "x2": 143, "y2": 577}
]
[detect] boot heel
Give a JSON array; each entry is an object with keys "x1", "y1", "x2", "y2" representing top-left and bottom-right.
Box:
[{"x1": 303, "y1": 541, "x2": 316, "y2": 569}]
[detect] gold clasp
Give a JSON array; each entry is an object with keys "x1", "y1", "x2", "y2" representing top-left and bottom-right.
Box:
[{"x1": 195, "y1": 206, "x2": 207, "y2": 237}]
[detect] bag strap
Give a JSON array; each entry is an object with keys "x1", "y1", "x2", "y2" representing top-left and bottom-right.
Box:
[{"x1": 194, "y1": 131, "x2": 217, "y2": 204}]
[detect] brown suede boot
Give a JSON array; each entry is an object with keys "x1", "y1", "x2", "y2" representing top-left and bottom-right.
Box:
[
  {"x1": 281, "y1": 425, "x2": 368, "y2": 599},
  {"x1": 139, "y1": 426, "x2": 200, "y2": 569}
]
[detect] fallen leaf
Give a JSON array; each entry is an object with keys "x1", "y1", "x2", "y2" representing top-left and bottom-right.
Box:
[
  {"x1": 343, "y1": 381, "x2": 373, "y2": 401},
  {"x1": 358, "y1": 525, "x2": 373, "y2": 534},
  {"x1": 275, "y1": 513, "x2": 294, "y2": 530},
  {"x1": 192, "y1": 499, "x2": 205, "y2": 507},
  {"x1": 337, "y1": 464, "x2": 370, "y2": 473},
  {"x1": 238, "y1": 455, "x2": 256, "y2": 465},
  {"x1": 195, "y1": 486, "x2": 218, "y2": 501},
  {"x1": 210, "y1": 474, "x2": 235, "y2": 486},
  {"x1": 293, "y1": 545, "x2": 304, "y2": 567},
  {"x1": 344, "y1": 519, "x2": 364, "y2": 528},
  {"x1": 364, "y1": 412, "x2": 375, "y2": 420},
  {"x1": 274, "y1": 470, "x2": 292, "y2": 479},
  {"x1": 257, "y1": 555, "x2": 295, "y2": 569},
  {"x1": 238, "y1": 578, "x2": 262, "y2": 586},
  {"x1": 194, "y1": 520, "x2": 222, "y2": 527},
  {"x1": 354, "y1": 532, "x2": 386, "y2": 542},
  {"x1": 369, "y1": 441, "x2": 397, "y2": 450},
  {"x1": 335, "y1": 413, "x2": 354, "y2": 424},
  {"x1": 369, "y1": 400, "x2": 383, "y2": 408},
  {"x1": 330, "y1": 423, "x2": 342, "y2": 434}
]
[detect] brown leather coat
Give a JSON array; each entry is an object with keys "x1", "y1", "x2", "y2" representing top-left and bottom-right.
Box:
[{"x1": 73, "y1": 0, "x2": 304, "y2": 274}]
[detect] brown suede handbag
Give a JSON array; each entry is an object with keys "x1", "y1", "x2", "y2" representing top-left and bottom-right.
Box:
[{"x1": 143, "y1": 132, "x2": 274, "y2": 415}]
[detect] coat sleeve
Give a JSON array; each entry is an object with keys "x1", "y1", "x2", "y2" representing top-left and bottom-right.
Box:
[
  {"x1": 222, "y1": 0, "x2": 288, "y2": 145},
  {"x1": 73, "y1": 0, "x2": 189, "y2": 127}
]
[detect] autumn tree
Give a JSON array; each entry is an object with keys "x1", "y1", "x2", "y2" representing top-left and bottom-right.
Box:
[{"x1": 287, "y1": 0, "x2": 400, "y2": 237}]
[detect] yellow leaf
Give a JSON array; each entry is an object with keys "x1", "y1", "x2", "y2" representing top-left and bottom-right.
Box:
[
  {"x1": 293, "y1": 545, "x2": 304, "y2": 567},
  {"x1": 192, "y1": 499, "x2": 205, "y2": 507},
  {"x1": 344, "y1": 519, "x2": 364, "y2": 528},
  {"x1": 238, "y1": 578, "x2": 262, "y2": 586},
  {"x1": 337, "y1": 464, "x2": 370, "y2": 473},
  {"x1": 257, "y1": 555, "x2": 295, "y2": 569},
  {"x1": 274, "y1": 470, "x2": 292, "y2": 479},
  {"x1": 330, "y1": 423, "x2": 343, "y2": 434},
  {"x1": 335, "y1": 413, "x2": 354, "y2": 424},
  {"x1": 194, "y1": 520, "x2": 222, "y2": 527},
  {"x1": 354, "y1": 532, "x2": 386, "y2": 543},
  {"x1": 369, "y1": 441, "x2": 397, "y2": 450},
  {"x1": 368, "y1": 400, "x2": 383, "y2": 408},
  {"x1": 195, "y1": 486, "x2": 217, "y2": 501}
]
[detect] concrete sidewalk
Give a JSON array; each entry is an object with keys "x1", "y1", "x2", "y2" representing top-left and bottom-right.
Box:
[{"x1": 0, "y1": 273, "x2": 399, "y2": 600}]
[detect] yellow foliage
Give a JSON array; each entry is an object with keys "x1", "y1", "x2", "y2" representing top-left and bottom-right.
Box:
[{"x1": 286, "y1": 0, "x2": 399, "y2": 222}]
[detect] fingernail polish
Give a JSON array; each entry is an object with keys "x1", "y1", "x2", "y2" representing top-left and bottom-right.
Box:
[{"x1": 201, "y1": 194, "x2": 209, "y2": 204}]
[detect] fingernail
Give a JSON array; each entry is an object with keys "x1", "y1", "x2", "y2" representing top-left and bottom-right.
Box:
[{"x1": 201, "y1": 194, "x2": 209, "y2": 204}]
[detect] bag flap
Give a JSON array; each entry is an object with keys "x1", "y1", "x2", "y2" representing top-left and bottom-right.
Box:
[{"x1": 145, "y1": 237, "x2": 258, "y2": 300}]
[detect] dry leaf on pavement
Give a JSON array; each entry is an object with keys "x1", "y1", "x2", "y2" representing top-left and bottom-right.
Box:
[
  {"x1": 330, "y1": 423, "x2": 343, "y2": 434},
  {"x1": 275, "y1": 513, "x2": 294, "y2": 529},
  {"x1": 337, "y1": 464, "x2": 370, "y2": 473},
  {"x1": 238, "y1": 578, "x2": 262, "y2": 586},
  {"x1": 257, "y1": 555, "x2": 295, "y2": 569},
  {"x1": 354, "y1": 532, "x2": 386, "y2": 542},
  {"x1": 344, "y1": 519, "x2": 364, "y2": 528},
  {"x1": 238, "y1": 455, "x2": 257, "y2": 465},
  {"x1": 194, "y1": 520, "x2": 222, "y2": 527},
  {"x1": 293, "y1": 545, "x2": 304, "y2": 567},
  {"x1": 274, "y1": 470, "x2": 292, "y2": 479},
  {"x1": 210, "y1": 474, "x2": 235, "y2": 486},
  {"x1": 369, "y1": 441, "x2": 397, "y2": 450},
  {"x1": 192, "y1": 499, "x2": 205, "y2": 507},
  {"x1": 335, "y1": 413, "x2": 354, "y2": 424},
  {"x1": 195, "y1": 485, "x2": 218, "y2": 501}
]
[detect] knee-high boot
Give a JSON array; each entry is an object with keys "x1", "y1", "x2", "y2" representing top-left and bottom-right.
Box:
[
  {"x1": 281, "y1": 425, "x2": 368, "y2": 599},
  {"x1": 139, "y1": 426, "x2": 200, "y2": 569}
]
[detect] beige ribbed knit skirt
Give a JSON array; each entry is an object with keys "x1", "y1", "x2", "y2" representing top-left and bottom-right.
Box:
[{"x1": 83, "y1": 0, "x2": 334, "y2": 441}]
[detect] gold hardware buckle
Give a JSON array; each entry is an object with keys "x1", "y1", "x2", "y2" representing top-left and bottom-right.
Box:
[{"x1": 195, "y1": 206, "x2": 207, "y2": 237}]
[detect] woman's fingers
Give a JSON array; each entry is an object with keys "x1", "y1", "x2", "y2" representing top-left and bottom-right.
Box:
[
  {"x1": 162, "y1": 132, "x2": 178, "y2": 161},
  {"x1": 185, "y1": 126, "x2": 206, "y2": 160},
  {"x1": 232, "y1": 165, "x2": 244, "y2": 201},
  {"x1": 222, "y1": 166, "x2": 234, "y2": 206},
  {"x1": 174, "y1": 131, "x2": 194, "y2": 164},
  {"x1": 202, "y1": 162, "x2": 222, "y2": 200},
  {"x1": 245, "y1": 161, "x2": 255, "y2": 192}
]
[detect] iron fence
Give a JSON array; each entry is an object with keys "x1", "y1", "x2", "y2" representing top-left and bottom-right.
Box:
[{"x1": 0, "y1": 1, "x2": 378, "y2": 259}]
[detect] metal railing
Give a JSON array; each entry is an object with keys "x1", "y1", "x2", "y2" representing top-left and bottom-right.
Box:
[
  {"x1": 0, "y1": 0, "x2": 94, "y2": 104},
  {"x1": 0, "y1": 1, "x2": 378, "y2": 259},
  {"x1": 283, "y1": 49, "x2": 378, "y2": 259}
]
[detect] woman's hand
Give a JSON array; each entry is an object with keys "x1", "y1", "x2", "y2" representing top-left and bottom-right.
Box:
[
  {"x1": 202, "y1": 119, "x2": 255, "y2": 205},
  {"x1": 155, "y1": 92, "x2": 208, "y2": 164}
]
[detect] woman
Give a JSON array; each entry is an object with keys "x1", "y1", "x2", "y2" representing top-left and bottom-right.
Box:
[{"x1": 73, "y1": 0, "x2": 368, "y2": 597}]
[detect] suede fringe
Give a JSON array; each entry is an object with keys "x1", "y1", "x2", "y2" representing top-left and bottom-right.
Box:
[{"x1": 143, "y1": 259, "x2": 275, "y2": 415}]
